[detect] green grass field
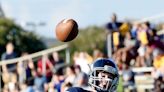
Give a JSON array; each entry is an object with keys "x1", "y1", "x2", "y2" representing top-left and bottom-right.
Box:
[{"x1": 117, "y1": 76, "x2": 123, "y2": 92}]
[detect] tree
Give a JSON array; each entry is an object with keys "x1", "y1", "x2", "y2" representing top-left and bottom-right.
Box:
[
  {"x1": 69, "y1": 26, "x2": 107, "y2": 55},
  {"x1": 0, "y1": 18, "x2": 46, "y2": 56}
]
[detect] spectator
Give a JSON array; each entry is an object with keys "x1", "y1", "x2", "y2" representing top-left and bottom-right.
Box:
[
  {"x1": 73, "y1": 52, "x2": 93, "y2": 65},
  {"x1": 34, "y1": 68, "x2": 47, "y2": 92},
  {"x1": 7, "y1": 73, "x2": 19, "y2": 92},
  {"x1": 52, "y1": 52, "x2": 65, "y2": 72},
  {"x1": 105, "y1": 14, "x2": 122, "y2": 51},
  {"x1": 74, "y1": 65, "x2": 91, "y2": 90},
  {"x1": 20, "y1": 82, "x2": 27, "y2": 92},
  {"x1": 46, "y1": 82, "x2": 56, "y2": 92},
  {"x1": 74, "y1": 52, "x2": 91, "y2": 74},
  {"x1": 144, "y1": 45, "x2": 154, "y2": 67},
  {"x1": 19, "y1": 52, "x2": 35, "y2": 83},
  {"x1": 106, "y1": 13, "x2": 122, "y2": 32},
  {"x1": 25, "y1": 78, "x2": 35, "y2": 92},
  {"x1": 64, "y1": 65, "x2": 76, "y2": 85},
  {"x1": 1, "y1": 42, "x2": 18, "y2": 91},
  {"x1": 72, "y1": 51, "x2": 79, "y2": 64},
  {"x1": 122, "y1": 63, "x2": 135, "y2": 92},
  {"x1": 137, "y1": 23, "x2": 149, "y2": 45},
  {"x1": 52, "y1": 68, "x2": 65, "y2": 92},
  {"x1": 1, "y1": 42, "x2": 17, "y2": 72},
  {"x1": 154, "y1": 76, "x2": 164, "y2": 92},
  {"x1": 92, "y1": 49, "x2": 103, "y2": 60},
  {"x1": 135, "y1": 44, "x2": 147, "y2": 67},
  {"x1": 37, "y1": 55, "x2": 53, "y2": 83},
  {"x1": 3, "y1": 85, "x2": 9, "y2": 92},
  {"x1": 52, "y1": 52, "x2": 64, "y2": 66},
  {"x1": 74, "y1": 65, "x2": 88, "y2": 86},
  {"x1": 157, "y1": 24, "x2": 164, "y2": 42},
  {"x1": 130, "y1": 22, "x2": 139, "y2": 39},
  {"x1": 17, "y1": 52, "x2": 30, "y2": 85},
  {"x1": 25, "y1": 58, "x2": 35, "y2": 86},
  {"x1": 61, "y1": 82, "x2": 72, "y2": 92},
  {"x1": 153, "y1": 53, "x2": 164, "y2": 77},
  {"x1": 17, "y1": 61, "x2": 26, "y2": 84},
  {"x1": 134, "y1": 22, "x2": 151, "y2": 67},
  {"x1": 113, "y1": 31, "x2": 137, "y2": 67}
]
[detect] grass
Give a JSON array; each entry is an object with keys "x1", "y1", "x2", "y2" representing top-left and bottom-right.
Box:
[{"x1": 117, "y1": 76, "x2": 123, "y2": 92}]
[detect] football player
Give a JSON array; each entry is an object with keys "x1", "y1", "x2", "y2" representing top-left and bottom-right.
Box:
[{"x1": 67, "y1": 58, "x2": 119, "y2": 92}]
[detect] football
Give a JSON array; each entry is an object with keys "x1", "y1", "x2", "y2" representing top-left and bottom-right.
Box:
[{"x1": 55, "y1": 19, "x2": 78, "y2": 42}]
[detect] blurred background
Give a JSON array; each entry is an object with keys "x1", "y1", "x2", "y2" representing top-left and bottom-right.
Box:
[{"x1": 0, "y1": 0, "x2": 164, "y2": 92}]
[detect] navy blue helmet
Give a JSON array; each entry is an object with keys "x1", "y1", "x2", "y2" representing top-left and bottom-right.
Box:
[{"x1": 88, "y1": 58, "x2": 119, "y2": 92}]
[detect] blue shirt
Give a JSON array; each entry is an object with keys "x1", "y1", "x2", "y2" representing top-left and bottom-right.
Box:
[
  {"x1": 34, "y1": 76, "x2": 47, "y2": 92},
  {"x1": 54, "y1": 79, "x2": 65, "y2": 92}
]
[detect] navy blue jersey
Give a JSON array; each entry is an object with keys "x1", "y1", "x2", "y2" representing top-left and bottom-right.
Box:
[
  {"x1": 66, "y1": 87, "x2": 91, "y2": 92},
  {"x1": 106, "y1": 22, "x2": 122, "y2": 31}
]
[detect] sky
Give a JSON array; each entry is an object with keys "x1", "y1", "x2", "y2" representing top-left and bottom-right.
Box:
[{"x1": 1, "y1": 0, "x2": 164, "y2": 38}]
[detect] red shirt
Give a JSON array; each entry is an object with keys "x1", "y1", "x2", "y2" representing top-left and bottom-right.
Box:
[{"x1": 37, "y1": 59, "x2": 53, "y2": 77}]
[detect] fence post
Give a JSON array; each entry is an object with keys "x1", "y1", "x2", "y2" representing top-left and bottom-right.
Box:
[
  {"x1": 42, "y1": 55, "x2": 46, "y2": 76},
  {"x1": 107, "y1": 33, "x2": 112, "y2": 58},
  {"x1": 66, "y1": 48, "x2": 70, "y2": 64}
]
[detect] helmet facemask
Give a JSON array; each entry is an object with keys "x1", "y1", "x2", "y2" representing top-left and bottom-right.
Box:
[{"x1": 89, "y1": 65, "x2": 119, "y2": 92}]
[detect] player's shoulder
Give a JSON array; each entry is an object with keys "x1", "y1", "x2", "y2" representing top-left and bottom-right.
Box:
[{"x1": 66, "y1": 87, "x2": 91, "y2": 92}]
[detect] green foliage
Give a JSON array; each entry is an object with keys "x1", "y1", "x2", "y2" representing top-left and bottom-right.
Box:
[
  {"x1": 0, "y1": 18, "x2": 46, "y2": 56},
  {"x1": 69, "y1": 26, "x2": 107, "y2": 55}
]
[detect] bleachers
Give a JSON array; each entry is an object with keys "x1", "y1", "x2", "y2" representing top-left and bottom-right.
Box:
[{"x1": 133, "y1": 67, "x2": 154, "y2": 92}]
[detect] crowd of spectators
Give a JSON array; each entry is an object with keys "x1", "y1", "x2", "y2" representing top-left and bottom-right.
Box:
[
  {"x1": 0, "y1": 13, "x2": 164, "y2": 92},
  {"x1": 106, "y1": 13, "x2": 164, "y2": 91},
  {"x1": 1, "y1": 42, "x2": 102, "y2": 92}
]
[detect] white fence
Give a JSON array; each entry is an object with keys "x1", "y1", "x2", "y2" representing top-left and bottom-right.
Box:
[{"x1": 0, "y1": 44, "x2": 70, "y2": 92}]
